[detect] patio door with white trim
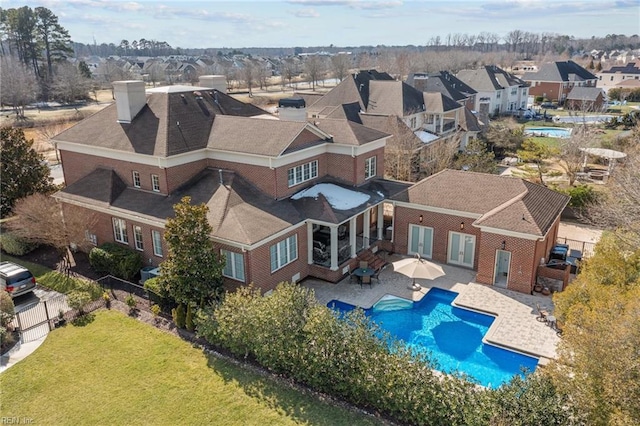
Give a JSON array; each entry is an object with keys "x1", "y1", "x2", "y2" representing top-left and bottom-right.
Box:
[
  {"x1": 448, "y1": 232, "x2": 475, "y2": 268},
  {"x1": 408, "y1": 224, "x2": 433, "y2": 258}
]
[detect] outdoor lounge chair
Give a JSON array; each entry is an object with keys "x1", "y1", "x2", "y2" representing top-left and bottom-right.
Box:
[{"x1": 535, "y1": 303, "x2": 549, "y2": 322}]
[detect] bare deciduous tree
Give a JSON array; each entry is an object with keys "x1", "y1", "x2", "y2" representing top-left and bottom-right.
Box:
[
  {"x1": 304, "y1": 55, "x2": 325, "y2": 91},
  {"x1": 50, "y1": 62, "x2": 91, "y2": 103},
  {"x1": 6, "y1": 194, "x2": 98, "y2": 276},
  {"x1": 588, "y1": 127, "x2": 640, "y2": 248},
  {"x1": 240, "y1": 61, "x2": 255, "y2": 96},
  {"x1": 557, "y1": 125, "x2": 598, "y2": 186},
  {"x1": 0, "y1": 55, "x2": 38, "y2": 118},
  {"x1": 330, "y1": 54, "x2": 351, "y2": 82}
]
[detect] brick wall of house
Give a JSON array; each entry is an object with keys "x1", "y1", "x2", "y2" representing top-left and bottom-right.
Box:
[
  {"x1": 60, "y1": 150, "x2": 167, "y2": 193},
  {"x1": 244, "y1": 226, "x2": 310, "y2": 293},
  {"x1": 207, "y1": 158, "x2": 278, "y2": 197},
  {"x1": 285, "y1": 129, "x2": 325, "y2": 151},
  {"x1": 527, "y1": 82, "x2": 563, "y2": 102},
  {"x1": 392, "y1": 206, "x2": 481, "y2": 268},
  {"x1": 61, "y1": 204, "x2": 168, "y2": 269},
  {"x1": 165, "y1": 159, "x2": 209, "y2": 193},
  {"x1": 476, "y1": 232, "x2": 538, "y2": 293},
  {"x1": 274, "y1": 154, "x2": 328, "y2": 199}
]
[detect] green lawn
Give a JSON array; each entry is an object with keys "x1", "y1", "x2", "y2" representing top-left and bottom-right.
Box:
[
  {"x1": 0, "y1": 310, "x2": 382, "y2": 426},
  {"x1": 0, "y1": 253, "x2": 101, "y2": 298}
]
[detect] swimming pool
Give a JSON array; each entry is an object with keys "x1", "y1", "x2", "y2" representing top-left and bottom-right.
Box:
[
  {"x1": 524, "y1": 127, "x2": 572, "y2": 138},
  {"x1": 328, "y1": 288, "x2": 538, "y2": 387}
]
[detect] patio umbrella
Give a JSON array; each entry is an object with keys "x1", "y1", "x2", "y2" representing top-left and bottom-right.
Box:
[{"x1": 392, "y1": 254, "x2": 445, "y2": 290}]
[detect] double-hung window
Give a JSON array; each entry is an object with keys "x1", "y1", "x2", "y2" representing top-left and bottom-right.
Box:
[
  {"x1": 133, "y1": 226, "x2": 144, "y2": 251},
  {"x1": 222, "y1": 250, "x2": 245, "y2": 282},
  {"x1": 365, "y1": 156, "x2": 376, "y2": 180},
  {"x1": 287, "y1": 160, "x2": 318, "y2": 187},
  {"x1": 152, "y1": 230, "x2": 163, "y2": 257},
  {"x1": 151, "y1": 174, "x2": 160, "y2": 192},
  {"x1": 113, "y1": 218, "x2": 128, "y2": 244},
  {"x1": 132, "y1": 171, "x2": 141, "y2": 188},
  {"x1": 270, "y1": 235, "x2": 297, "y2": 272}
]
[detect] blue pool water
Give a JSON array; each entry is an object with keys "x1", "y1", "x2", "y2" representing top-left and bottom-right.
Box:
[
  {"x1": 328, "y1": 288, "x2": 538, "y2": 387},
  {"x1": 524, "y1": 127, "x2": 572, "y2": 138}
]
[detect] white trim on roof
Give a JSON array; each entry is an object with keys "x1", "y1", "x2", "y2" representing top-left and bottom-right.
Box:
[
  {"x1": 477, "y1": 226, "x2": 542, "y2": 241},
  {"x1": 57, "y1": 137, "x2": 387, "y2": 170}
]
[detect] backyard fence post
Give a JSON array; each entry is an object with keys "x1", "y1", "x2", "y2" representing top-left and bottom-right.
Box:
[{"x1": 44, "y1": 300, "x2": 53, "y2": 331}]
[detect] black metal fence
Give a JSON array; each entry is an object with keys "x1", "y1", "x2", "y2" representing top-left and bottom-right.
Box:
[
  {"x1": 96, "y1": 275, "x2": 176, "y2": 315},
  {"x1": 9, "y1": 294, "x2": 104, "y2": 343},
  {"x1": 556, "y1": 237, "x2": 596, "y2": 258}
]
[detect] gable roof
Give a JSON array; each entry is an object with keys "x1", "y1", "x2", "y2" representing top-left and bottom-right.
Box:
[
  {"x1": 407, "y1": 71, "x2": 477, "y2": 102},
  {"x1": 457, "y1": 66, "x2": 526, "y2": 92},
  {"x1": 358, "y1": 114, "x2": 423, "y2": 150},
  {"x1": 423, "y1": 92, "x2": 463, "y2": 113},
  {"x1": 312, "y1": 118, "x2": 389, "y2": 146},
  {"x1": 207, "y1": 116, "x2": 327, "y2": 157},
  {"x1": 522, "y1": 60, "x2": 597, "y2": 83},
  {"x1": 53, "y1": 87, "x2": 270, "y2": 157},
  {"x1": 392, "y1": 169, "x2": 569, "y2": 237},
  {"x1": 567, "y1": 87, "x2": 605, "y2": 101},
  {"x1": 459, "y1": 107, "x2": 482, "y2": 133}
]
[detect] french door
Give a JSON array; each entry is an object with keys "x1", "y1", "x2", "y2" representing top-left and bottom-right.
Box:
[{"x1": 448, "y1": 232, "x2": 475, "y2": 268}]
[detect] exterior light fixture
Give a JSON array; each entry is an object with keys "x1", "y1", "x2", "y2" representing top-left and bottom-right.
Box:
[
  {"x1": 419, "y1": 215, "x2": 423, "y2": 223},
  {"x1": 501, "y1": 241, "x2": 506, "y2": 250},
  {"x1": 460, "y1": 222, "x2": 464, "y2": 230}
]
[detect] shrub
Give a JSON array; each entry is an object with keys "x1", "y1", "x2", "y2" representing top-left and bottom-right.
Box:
[
  {"x1": 125, "y1": 294, "x2": 136, "y2": 313},
  {"x1": 68, "y1": 289, "x2": 92, "y2": 315},
  {"x1": 0, "y1": 290, "x2": 15, "y2": 328},
  {"x1": 173, "y1": 304, "x2": 186, "y2": 328},
  {"x1": 143, "y1": 277, "x2": 170, "y2": 299},
  {"x1": 564, "y1": 184, "x2": 598, "y2": 209},
  {"x1": 185, "y1": 304, "x2": 195, "y2": 331},
  {"x1": 151, "y1": 304, "x2": 161, "y2": 318},
  {"x1": 0, "y1": 232, "x2": 37, "y2": 255},
  {"x1": 89, "y1": 243, "x2": 143, "y2": 281}
]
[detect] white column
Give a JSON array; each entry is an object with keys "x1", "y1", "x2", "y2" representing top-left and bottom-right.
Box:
[
  {"x1": 363, "y1": 209, "x2": 371, "y2": 249},
  {"x1": 307, "y1": 222, "x2": 314, "y2": 265},
  {"x1": 330, "y1": 226, "x2": 339, "y2": 271},
  {"x1": 377, "y1": 204, "x2": 384, "y2": 240},
  {"x1": 349, "y1": 217, "x2": 357, "y2": 258}
]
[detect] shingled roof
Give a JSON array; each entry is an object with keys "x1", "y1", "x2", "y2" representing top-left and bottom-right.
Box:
[
  {"x1": 53, "y1": 87, "x2": 271, "y2": 157},
  {"x1": 567, "y1": 87, "x2": 605, "y2": 101},
  {"x1": 406, "y1": 71, "x2": 477, "y2": 102},
  {"x1": 392, "y1": 169, "x2": 569, "y2": 237},
  {"x1": 55, "y1": 167, "x2": 410, "y2": 245},
  {"x1": 457, "y1": 66, "x2": 526, "y2": 92},
  {"x1": 523, "y1": 60, "x2": 597, "y2": 83},
  {"x1": 312, "y1": 118, "x2": 390, "y2": 146}
]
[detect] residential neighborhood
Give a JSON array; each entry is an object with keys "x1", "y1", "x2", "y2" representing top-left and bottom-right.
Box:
[{"x1": 1, "y1": 2, "x2": 639, "y2": 426}]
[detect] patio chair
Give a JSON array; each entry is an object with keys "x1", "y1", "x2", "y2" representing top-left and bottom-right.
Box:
[
  {"x1": 371, "y1": 268, "x2": 381, "y2": 283},
  {"x1": 361, "y1": 274, "x2": 371, "y2": 288},
  {"x1": 535, "y1": 303, "x2": 549, "y2": 323},
  {"x1": 348, "y1": 266, "x2": 359, "y2": 284},
  {"x1": 359, "y1": 261, "x2": 368, "y2": 269}
]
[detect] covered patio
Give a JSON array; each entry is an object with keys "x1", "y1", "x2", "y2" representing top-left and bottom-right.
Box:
[{"x1": 302, "y1": 254, "x2": 561, "y2": 360}]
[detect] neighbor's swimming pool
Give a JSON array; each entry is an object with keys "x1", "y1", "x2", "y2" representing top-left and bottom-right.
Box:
[
  {"x1": 524, "y1": 127, "x2": 572, "y2": 138},
  {"x1": 328, "y1": 288, "x2": 538, "y2": 387}
]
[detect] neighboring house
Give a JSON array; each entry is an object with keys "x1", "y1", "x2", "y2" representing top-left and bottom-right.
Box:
[
  {"x1": 456, "y1": 65, "x2": 529, "y2": 116},
  {"x1": 596, "y1": 62, "x2": 640, "y2": 93},
  {"x1": 406, "y1": 71, "x2": 477, "y2": 111},
  {"x1": 53, "y1": 79, "x2": 409, "y2": 292},
  {"x1": 565, "y1": 87, "x2": 606, "y2": 111},
  {"x1": 523, "y1": 60, "x2": 597, "y2": 104},
  {"x1": 390, "y1": 170, "x2": 569, "y2": 294},
  {"x1": 296, "y1": 70, "x2": 474, "y2": 180}
]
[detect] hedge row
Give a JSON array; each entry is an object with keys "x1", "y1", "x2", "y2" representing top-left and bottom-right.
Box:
[
  {"x1": 88, "y1": 242, "x2": 142, "y2": 281},
  {"x1": 196, "y1": 283, "x2": 573, "y2": 426}
]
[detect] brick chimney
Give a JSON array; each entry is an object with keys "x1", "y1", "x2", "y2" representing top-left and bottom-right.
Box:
[
  {"x1": 113, "y1": 80, "x2": 147, "y2": 123},
  {"x1": 198, "y1": 75, "x2": 227, "y2": 93}
]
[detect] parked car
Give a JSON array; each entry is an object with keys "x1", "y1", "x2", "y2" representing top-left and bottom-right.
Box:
[
  {"x1": 540, "y1": 102, "x2": 558, "y2": 109},
  {"x1": 0, "y1": 261, "x2": 36, "y2": 298}
]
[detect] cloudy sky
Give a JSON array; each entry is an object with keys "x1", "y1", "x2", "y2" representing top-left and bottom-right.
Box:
[{"x1": 7, "y1": 0, "x2": 640, "y2": 48}]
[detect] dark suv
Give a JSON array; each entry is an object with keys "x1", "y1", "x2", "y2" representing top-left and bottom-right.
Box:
[{"x1": 0, "y1": 261, "x2": 36, "y2": 298}]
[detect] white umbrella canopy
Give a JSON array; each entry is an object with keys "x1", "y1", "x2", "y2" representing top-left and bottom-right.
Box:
[{"x1": 392, "y1": 254, "x2": 445, "y2": 289}]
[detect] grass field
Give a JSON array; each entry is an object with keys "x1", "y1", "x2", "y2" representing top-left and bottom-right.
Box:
[{"x1": 0, "y1": 310, "x2": 382, "y2": 426}]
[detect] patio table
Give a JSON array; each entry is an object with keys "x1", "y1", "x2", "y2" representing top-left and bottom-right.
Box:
[{"x1": 353, "y1": 267, "x2": 375, "y2": 278}]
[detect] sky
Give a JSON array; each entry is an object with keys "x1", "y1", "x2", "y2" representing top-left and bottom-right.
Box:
[{"x1": 6, "y1": 0, "x2": 640, "y2": 49}]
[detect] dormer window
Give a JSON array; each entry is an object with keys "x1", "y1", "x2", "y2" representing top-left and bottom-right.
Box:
[
  {"x1": 132, "y1": 171, "x2": 141, "y2": 188},
  {"x1": 151, "y1": 174, "x2": 160, "y2": 192}
]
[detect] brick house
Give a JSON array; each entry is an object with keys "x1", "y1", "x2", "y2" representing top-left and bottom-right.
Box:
[
  {"x1": 389, "y1": 170, "x2": 569, "y2": 294},
  {"x1": 565, "y1": 87, "x2": 606, "y2": 111},
  {"x1": 53, "y1": 80, "x2": 410, "y2": 292},
  {"x1": 523, "y1": 60, "x2": 597, "y2": 104}
]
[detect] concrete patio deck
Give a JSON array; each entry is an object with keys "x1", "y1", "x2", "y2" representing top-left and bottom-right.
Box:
[{"x1": 302, "y1": 254, "x2": 560, "y2": 361}]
